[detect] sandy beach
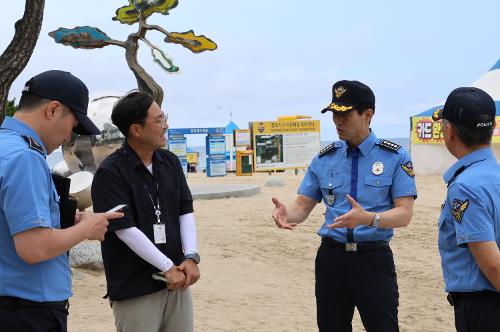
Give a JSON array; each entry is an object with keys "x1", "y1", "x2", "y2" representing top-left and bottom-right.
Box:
[{"x1": 68, "y1": 172, "x2": 454, "y2": 332}]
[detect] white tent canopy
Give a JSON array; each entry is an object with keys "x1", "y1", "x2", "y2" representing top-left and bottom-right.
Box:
[{"x1": 410, "y1": 59, "x2": 500, "y2": 175}]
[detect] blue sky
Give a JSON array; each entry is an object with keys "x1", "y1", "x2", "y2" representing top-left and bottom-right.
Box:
[{"x1": 2, "y1": 0, "x2": 500, "y2": 144}]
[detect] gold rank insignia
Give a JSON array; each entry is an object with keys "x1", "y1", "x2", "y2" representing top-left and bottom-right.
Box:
[
  {"x1": 335, "y1": 86, "x2": 347, "y2": 98},
  {"x1": 327, "y1": 103, "x2": 353, "y2": 112},
  {"x1": 452, "y1": 199, "x2": 469, "y2": 223},
  {"x1": 401, "y1": 161, "x2": 415, "y2": 178}
]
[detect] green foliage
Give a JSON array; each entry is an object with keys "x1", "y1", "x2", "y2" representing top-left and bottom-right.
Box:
[{"x1": 5, "y1": 98, "x2": 17, "y2": 117}]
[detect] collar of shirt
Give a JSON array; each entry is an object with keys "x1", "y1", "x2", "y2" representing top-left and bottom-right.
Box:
[
  {"x1": 342, "y1": 130, "x2": 378, "y2": 157},
  {"x1": 121, "y1": 141, "x2": 165, "y2": 170},
  {"x1": 1, "y1": 116, "x2": 47, "y2": 155},
  {"x1": 443, "y1": 147, "x2": 494, "y2": 183}
]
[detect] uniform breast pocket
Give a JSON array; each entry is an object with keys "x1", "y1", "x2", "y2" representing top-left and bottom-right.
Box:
[
  {"x1": 320, "y1": 178, "x2": 344, "y2": 207},
  {"x1": 364, "y1": 175, "x2": 392, "y2": 205}
]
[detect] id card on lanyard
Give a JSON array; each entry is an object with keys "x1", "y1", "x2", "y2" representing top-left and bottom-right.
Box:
[{"x1": 144, "y1": 167, "x2": 167, "y2": 244}]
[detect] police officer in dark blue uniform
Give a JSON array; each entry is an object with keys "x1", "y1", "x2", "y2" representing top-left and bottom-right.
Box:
[
  {"x1": 272, "y1": 80, "x2": 417, "y2": 331},
  {"x1": 434, "y1": 87, "x2": 500, "y2": 332},
  {"x1": 0, "y1": 70, "x2": 122, "y2": 331}
]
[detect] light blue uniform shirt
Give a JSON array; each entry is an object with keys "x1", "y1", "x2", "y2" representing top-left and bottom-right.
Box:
[
  {"x1": 298, "y1": 131, "x2": 417, "y2": 243},
  {"x1": 0, "y1": 117, "x2": 71, "y2": 302},
  {"x1": 438, "y1": 147, "x2": 500, "y2": 293}
]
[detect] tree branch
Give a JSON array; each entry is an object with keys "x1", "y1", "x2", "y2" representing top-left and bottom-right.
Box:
[{"x1": 0, "y1": 0, "x2": 45, "y2": 123}]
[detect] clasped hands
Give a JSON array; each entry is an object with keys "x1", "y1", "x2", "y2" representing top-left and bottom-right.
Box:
[{"x1": 164, "y1": 259, "x2": 200, "y2": 291}]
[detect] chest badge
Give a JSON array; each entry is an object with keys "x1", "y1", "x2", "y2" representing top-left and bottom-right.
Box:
[
  {"x1": 325, "y1": 188, "x2": 335, "y2": 206},
  {"x1": 372, "y1": 161, "x2": 384, "y2": 175}
]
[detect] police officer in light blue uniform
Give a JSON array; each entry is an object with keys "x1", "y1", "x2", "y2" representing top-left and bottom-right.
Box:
[
  {"x1": 0, "y1": 117, "x2": 71, "y2": 301},
  {"x1": 0, "y1": 70, "x2": 122, "y2": 332},
  {"x1": 434, "y1": 87, "x2": 500, "y2": 332},
  {"x1": 272, "y1": 80, "x2": 416, "y2": 332}
]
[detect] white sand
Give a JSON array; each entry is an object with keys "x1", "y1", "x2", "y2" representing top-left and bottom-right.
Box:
[{"x1": 69, "y1": 172, "x2": 454, "y2": 332}]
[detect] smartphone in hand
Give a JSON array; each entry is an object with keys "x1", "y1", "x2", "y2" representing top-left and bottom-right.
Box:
[{"x1": 107, "y1": 204, "x2": 127, "y2": 213}]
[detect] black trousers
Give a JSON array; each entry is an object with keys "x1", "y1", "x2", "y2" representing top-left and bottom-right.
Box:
[
  {"x1": 315, "y1": 242, "x2": 399, "y2": 332},
  {"x1": 0, "y1": 297, "x2": 68, "y2": 332},
  {"x1": 450, "y1": 291, "x2": 500, "y2": 332}
]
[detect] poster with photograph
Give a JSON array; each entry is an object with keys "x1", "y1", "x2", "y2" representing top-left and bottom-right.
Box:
[{"x1": 250, "y1": 120, "x2": 320, "y2": 171}]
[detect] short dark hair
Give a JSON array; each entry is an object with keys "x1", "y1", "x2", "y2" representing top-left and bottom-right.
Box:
[
  {"x1": 17, "y1": 93, "x2": 52, "y2": 112},
  {"x1": 111, "y1": 91, "x2": 154, "y2": 137},
  {"x1": 448, "y1": 120, "x2": 494, "y2": 147},
  {"x1": 355, "y1": 104, "x2": 375, "y2": 115}
]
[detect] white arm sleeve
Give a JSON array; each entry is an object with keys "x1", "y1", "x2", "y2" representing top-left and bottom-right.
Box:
[
  {"x1": 180, "y1": 212, "x2": 197, "y2": 255},
  {"x1": 115, "y1": 227, "x2": 173, "y2": 272}
]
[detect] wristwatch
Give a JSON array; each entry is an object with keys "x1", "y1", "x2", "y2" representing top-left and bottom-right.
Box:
[
  {"x1": 185, "y1": 252, "x2": 201, "y2": 264},
  {"x1": 371, "y1": 212, "x2": 381, "y2": 227}
]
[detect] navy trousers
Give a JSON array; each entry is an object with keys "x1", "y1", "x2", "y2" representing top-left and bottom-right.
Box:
[{"x1": 315, "y1": 242, "x2": 399, "y2": 332}]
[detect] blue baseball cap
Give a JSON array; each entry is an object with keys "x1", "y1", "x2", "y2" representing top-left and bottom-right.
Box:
[{"x1": 22, "y1": 70, "x2": 100, "y2": 135}]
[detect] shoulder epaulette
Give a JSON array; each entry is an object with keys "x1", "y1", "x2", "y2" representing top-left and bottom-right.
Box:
[
  {"x1": 377, "y1": 139, "x2": 401, "y2": 152},
  {"x1": 319, "y1": 141, "x2": 341, "y2": 158},
  {"x1": 22, "y1": 135, "x2": 44, "y2": 155}
]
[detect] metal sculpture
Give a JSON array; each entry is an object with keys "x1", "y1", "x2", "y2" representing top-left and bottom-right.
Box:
[{"x1": 49, "y1": 0, "x2": 217, "y2": 106}]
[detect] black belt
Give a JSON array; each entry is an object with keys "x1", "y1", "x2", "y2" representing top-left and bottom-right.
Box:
[
  {"x1": 321, "y1": 237, "x2": 389, "y2": 252},
  {"x1": 447, "y1": 290, "x2": 500, "y2": 306},
  {"x1": 0, "y1": 296, "x2": 68, "y2": 309}
]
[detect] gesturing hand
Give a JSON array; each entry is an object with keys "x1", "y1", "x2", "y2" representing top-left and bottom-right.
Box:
[
  {"x1": 272, "y1": 197, "x2": 297, "y2": 230},
  {"x1": 328, "y1": 194, "x2": 373, "y2": 229}
]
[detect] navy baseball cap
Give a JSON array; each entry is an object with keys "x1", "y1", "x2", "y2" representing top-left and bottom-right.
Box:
[
  {"x1": 22, "y1": 70, "x2": 100, "y2": 135},
  {"x1": 321, "y1": 80, "x2": 375, "y2": 114},
  {"x1": 432, "y1": 87, "x2": 496, "y2": 129}
]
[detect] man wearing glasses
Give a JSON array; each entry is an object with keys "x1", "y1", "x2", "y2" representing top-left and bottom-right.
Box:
[{"x1": 91, "y1": 91, "x2": 200, "y2": 332}]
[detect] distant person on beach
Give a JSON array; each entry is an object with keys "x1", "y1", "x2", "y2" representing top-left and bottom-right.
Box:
[
  {"x1": 434, "y1": 87, "x2": 500, "y2": 332},
  {"x1": 271, "y1": 80, "x2": 417, "y2": 331},
  {"x1": 91, "y1": 91, "x2": 200, "y2": 332},
  {"x1": 0, "y1": 70, "x2": 122, "y2": 331}
]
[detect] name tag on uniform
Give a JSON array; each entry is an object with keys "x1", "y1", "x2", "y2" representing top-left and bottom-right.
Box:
[{"x1": 153, "y1": 223, "x2": 166, "y2": 244}]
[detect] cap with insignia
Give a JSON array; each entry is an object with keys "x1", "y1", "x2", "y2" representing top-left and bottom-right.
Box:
[
  {"x1": 321, "y1": 80, "x2": 375, "y2": 114},
  {"x1": 22, "y1": 70, "x2": 100, "y2": 136},
  {"x1": 432, "y1": 87, "x2": 496, "y2": 129}
]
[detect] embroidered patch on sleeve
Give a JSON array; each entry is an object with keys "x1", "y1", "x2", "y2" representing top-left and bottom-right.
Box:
[
  {"x1": 452, "y1": 199, "x2": 469, "y2": 223},
  {"x1": 401, "y1": 161, "x2": 415, "y2": 178}
]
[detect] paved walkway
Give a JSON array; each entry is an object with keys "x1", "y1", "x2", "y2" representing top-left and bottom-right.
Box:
[{"x1": 189, "y1": 183, "x2": 260, "y2": 200}]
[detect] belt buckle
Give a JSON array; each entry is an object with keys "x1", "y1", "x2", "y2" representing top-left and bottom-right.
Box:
[{"x1": 345, "y1": 242, "x2": 357, "y2": 252}]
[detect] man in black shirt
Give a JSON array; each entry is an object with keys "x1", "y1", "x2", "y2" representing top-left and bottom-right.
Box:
[{"x1": 91, "y1": 91, "x2": 200, "y2": 332}]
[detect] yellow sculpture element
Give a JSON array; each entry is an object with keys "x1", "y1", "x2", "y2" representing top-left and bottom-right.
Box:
[
  {"x1": 328, "y1": 103, "x2": 353, "y2": 112},
  {"x1": 166, "y1": 30, "x2": 217, "y2": 53},
  {"x1": 277, "y1": 115, "x2": 312, "y2": 121},
  {"x1": 113, "y1": 0, "x2": 178, "y2": 25}
]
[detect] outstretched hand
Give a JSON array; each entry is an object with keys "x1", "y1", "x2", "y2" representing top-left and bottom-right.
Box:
[
  {"x1": 328, "y1": 194, "x2": 373, "y2": 229},
  {"x1": 272, "y1": 197, "x2": 297, "y2": 230}
]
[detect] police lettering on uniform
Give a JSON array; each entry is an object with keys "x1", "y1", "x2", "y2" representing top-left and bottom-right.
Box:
[
  {"x1": 91, "y1": 91, "x2": 200, "y2": 332},
  {"x1": 0, "y1": 70, "x2": 122, "y2": 331},
  {"x1": 272, "y1": 80, "x2": 417, "y2": 332},
  {"x1": 434, "y1": 87, "x2": 500, "y2": 332}
]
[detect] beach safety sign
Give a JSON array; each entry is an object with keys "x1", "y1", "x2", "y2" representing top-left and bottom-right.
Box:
[{"x1": 249, "y1": 120, "x2": 320, "y2": 171}]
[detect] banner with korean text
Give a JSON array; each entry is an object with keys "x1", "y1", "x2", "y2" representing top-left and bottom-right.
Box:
[{"x1": 412, "y1": 116, "x2": 500, "y2": 144}]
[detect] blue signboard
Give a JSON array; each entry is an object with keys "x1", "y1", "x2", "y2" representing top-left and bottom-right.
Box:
[
  {"x1": 168, "y1": 127, "x2": 225, "y2": 138},
  {"x1": 206, "y1": 154, "x2": 227, "y2": 177},
  {"x1": 206, "y1": 135, "x2": 226, "y2": 155}
]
